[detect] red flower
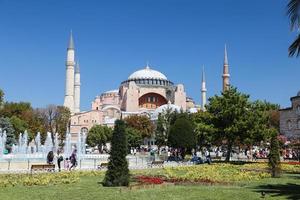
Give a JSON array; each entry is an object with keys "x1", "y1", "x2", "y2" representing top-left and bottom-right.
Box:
[{"x1": 136, "y1": 176, "x2": 164, "y2": 184}]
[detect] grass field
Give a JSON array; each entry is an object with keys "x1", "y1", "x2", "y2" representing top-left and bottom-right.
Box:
[{"x1": 0, "y1": 165, "x2": 299, "y2": 200}]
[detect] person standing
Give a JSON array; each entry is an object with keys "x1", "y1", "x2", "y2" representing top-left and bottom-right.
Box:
[
  {"x1": 69, "y1": 149, "x2": 77, "y2": 171},
  {"x1": 47, "y1": 151, "x2": 54, "y2": 164},
  {"x1": 57, "y1": 150, "x2": 63, "y2": 172}
]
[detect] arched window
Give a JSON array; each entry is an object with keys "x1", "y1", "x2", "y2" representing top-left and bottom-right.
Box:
[
  {"x1": 287, "y1": 120, "x2": 292, "y2": 130},
  {"x1": 81, "y1": 127, "x2": 88, "y2": 134},
  {"x1": 297, "y1": 105, "x2": 300, "y2": 114}
]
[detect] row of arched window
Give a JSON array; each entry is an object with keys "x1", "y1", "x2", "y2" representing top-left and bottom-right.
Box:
[{"x1": 124, "y1": 79, "x2": 173, "y2": 86}]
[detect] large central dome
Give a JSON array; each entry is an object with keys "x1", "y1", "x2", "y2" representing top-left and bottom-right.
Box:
[{"x1": 128, "y1": 66, "x2": 167, "y2": 81}]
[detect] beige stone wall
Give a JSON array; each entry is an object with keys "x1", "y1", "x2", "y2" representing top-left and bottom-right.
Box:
[
  {"x1": 70, "y1": 110, "x2": 104, "y2": 134},
  {"x1": 174, "y1": 84, "x2": 186, "y2": 111},
  {"x1": 280, "y1": 96, "x2": 300, "y2": 139},
  {"x1": 125, "y1": 81, "x2": 139, "y2": 112}
]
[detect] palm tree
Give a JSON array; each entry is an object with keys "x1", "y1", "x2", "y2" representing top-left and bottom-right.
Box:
[{"x1": 287, "y1": 0, "x2": 300, "y2": 56}]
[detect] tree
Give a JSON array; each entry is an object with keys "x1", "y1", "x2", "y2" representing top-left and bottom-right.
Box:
[
  {"x1": 125, "y1": 127, "x2": 142, "y2": 149},
  {"x1": 103, "y1": 120, "x2": 129, "y2": 187},
  {"x1": 86, "y1": 125, "x2": 112, "y2": 151},
  {"x1": 0, "y1": 117, "x2": 16, "y2": 152},
  {"x1": 0, "y1": 89, "x2": 4, "y2": 107},
  {"x1": 124, "y1": 115, "x2": 154, "y2": 138},
  {"x1": 0, "y1": 101, "x2": 40, "y2": 140},
  {"x1": 287, "y1": 0, "x2": 300, "y2": 56},
  {"x1": 192, "y1": 111, "x2": 216, "y2": 148},
  {"x1": 268, "y1": 133, "x2": 281, "y2": 177},
  {"x1": 54, "y1": 106, "x2": 71, "y2": 143},
  {"x1": 154, "y1": 108, "x2": 178, "y2": 147},
  {"x1": 0, "y1": 102, "x2": 32, "y2": 119},
  {"x1": 207, "y1": 87, "x2": 251, "y2": 161},
  {"x1": 155, "y1": 114, "x2": 167, "y2": 147},
  {"x1": 168, "y1": 115, "x2": 196, "y2": 151},
  {"x1": 9, "y1": 116, "x2": 28, "y2": 139},
  {"x1": 37, "y1": 105, "x2": 71, "y2": 144}
]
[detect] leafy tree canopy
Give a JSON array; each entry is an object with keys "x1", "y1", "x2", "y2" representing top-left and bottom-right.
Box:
[
  {"x1": 168, "y1": 115, "x2": 196, "y2": 150},
  {"x1": 124, "y1": 115, "x2": 154, "y2": 138},
  {"x1": 87, "y1": 125, "x2": 112, "y2": 150},
  {"x1": 0, "y1": 117, "x2": 16, "y2": 152},
  {"x1": 125, "y1": 127, "x2": 142, "y2": 149}
]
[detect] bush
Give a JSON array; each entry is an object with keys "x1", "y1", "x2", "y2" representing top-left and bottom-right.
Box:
[
  {"x1": 103, "y1": 120, "x2": 129, "y2": 186},
  {"x1": 268, "y1": 135, "x2": 281, "y2": 177}
]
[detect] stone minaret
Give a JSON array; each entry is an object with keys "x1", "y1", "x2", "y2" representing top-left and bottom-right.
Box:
[
  {"x1": 63, "y1": 32, "x2": 75, "y2": 114},
  {"x1": 74, "y1": 61, "x2": 81, "y2": 113},
  {"x1": 201, "y1": 66, "x2": 207, "y2": 110},
  {"x1": 222, "y1": 44, "x2": 230, "y2": 92}
]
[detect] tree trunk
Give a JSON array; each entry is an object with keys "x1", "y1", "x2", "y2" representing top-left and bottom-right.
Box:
[{"x1": 225, "y1": 143, "x2": 233, "y2": 162}]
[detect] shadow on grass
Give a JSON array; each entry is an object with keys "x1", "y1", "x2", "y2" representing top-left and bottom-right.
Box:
[{"x1": 255, "y1": 183, "x2": 300, "y2": 200}]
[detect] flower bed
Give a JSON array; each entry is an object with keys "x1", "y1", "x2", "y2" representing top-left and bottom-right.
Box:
[
  {"x1": 0, "y1": 170, "x2": 105, "y2": 187},
  {"x1": 241, "y1": 163, "x2": 300, "y2": 173},
  {"x1": 163, "y1": 164, "x2": 271, "y2": 183},
  {"x1": 135, "y1": 175, "x2": 164, "y2": 185}
]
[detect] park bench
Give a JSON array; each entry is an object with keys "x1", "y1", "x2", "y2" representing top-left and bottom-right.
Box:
[
  {"x1": 148, "y1": 160, "x2": 164, "y2": 168},
  {"x1": 31, "y1": 164, "x2": 55, "y2": 173},
  {"x1": 97, "y1": 162, "x2": 109, "y2": 170},
  {"x1": 213, "y1": 156, "x2": 222, "y2": 161}
]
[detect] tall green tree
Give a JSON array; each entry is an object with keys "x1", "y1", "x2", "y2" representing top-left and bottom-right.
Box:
[
  {"x1": 192, "y1": 111, "x2": 216, "y2": 148},
  {"x1": 0, "y1": 117, "x2": 16, "y2": 152},
  {"x1": 124, "y1": 115, "x2": 154, "y2": 138},
  {"x1": 168, "y1": 115, "x2": 196, "y2": 151},
  {"x1": 268, "y1": 133, "x2": 281, "y2": 177},
  {"x1": 87, "y1": 125, "x2": 112, "y2": 151},
  {"x1": 125, "y1": 127, "x2": 142, "y2": 149},
  {"x1": 9, "y1": 116, "x2": 28, "y2": 138},
  {"x1": 287, "y1": 0, "x2": 300, "y2": 56},
  {"x1": 154, "y1": 108, "x2": 178, "y2": 146},
  {"x1": 207, "y1": 87, "x2": 252, "y2": 161},
  {"x1": 103, "y1": 120, "x2": 129, "y2": 187}
]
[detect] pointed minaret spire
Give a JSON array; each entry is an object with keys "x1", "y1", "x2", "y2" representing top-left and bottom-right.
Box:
[
  {"x1": 222, "y1": 44, "x2": 230, "y2": 92},
  {"x1": 201, "y1": 66, "x2": 207, "y2": 110},
  {"x1": 64, "y1": 32, "x2": 76, "y2": 114},
  {"x1": 68, "y1": 30, "x2": 75, "y2": 50},
  {"x1": 224, "y1": 44, "x2": 228, "y2": 66}
]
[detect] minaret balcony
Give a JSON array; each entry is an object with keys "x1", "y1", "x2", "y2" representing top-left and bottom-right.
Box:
[{"x1": 66, "y1": 61, "x2": 75, "y2": 66}]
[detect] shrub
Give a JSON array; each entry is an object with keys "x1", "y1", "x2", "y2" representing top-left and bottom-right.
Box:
[{"x1": 103, "y1": 120, "x2": 129, "y2": 186}]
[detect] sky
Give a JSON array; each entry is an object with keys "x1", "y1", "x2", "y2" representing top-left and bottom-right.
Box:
[{"x1": 0, "y1": 0, "x2": 299, "y2": 111}]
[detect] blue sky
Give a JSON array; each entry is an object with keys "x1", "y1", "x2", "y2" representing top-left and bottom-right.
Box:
[{"x1": 0, "y1": 0, "x2": 299, "y2": 110}]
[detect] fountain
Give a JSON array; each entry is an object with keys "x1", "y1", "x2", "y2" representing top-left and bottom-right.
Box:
[
  {"x1": 44, "y1": 132, "x2": 53, "y2": 154},
  {"x1": 54, "y1": 133, "x2": 59, "y2": 153},
  {"x1": 35, "y1": 132, "x2": 41, "y2": 153},
  {"x1": 0, "y1": 130, "x2": 7, "y2": 157},
  {"x1": 0, "y1": 130, "x2": 89, "y2": 171},
  {"x1": 64, "y1": 132, "x2": 72, "y2": 158}
]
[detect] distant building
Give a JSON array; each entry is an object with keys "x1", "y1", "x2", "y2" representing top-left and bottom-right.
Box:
[
  {"x1": 63, "y1": 34, "x2": 231, "y2": 142},
  {"x1": 279, "y1": 91, "x2": 300, "y2": 140}
]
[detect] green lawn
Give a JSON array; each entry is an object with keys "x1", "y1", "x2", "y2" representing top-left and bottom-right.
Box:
[{"x1": 0, "y1": 173, "x2": 299, "y2": 200}]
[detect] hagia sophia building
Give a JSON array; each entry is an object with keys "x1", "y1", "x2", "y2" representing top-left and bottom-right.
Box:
[{"x1": 63, "y1": 33, "x2": 230, "y2": 143}]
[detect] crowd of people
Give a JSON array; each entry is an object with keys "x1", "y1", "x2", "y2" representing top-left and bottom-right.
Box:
[{"x1": 46, "y1": 149, "x2": 78, "y2": 171}]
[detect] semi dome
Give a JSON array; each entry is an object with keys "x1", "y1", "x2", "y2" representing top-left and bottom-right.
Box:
[
  {"x1": 152, "y1": 102, "x2": 181, "y2": 120},
  {"x1": 128, "y1": 66, "x2": 167, "y2": 81}
]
